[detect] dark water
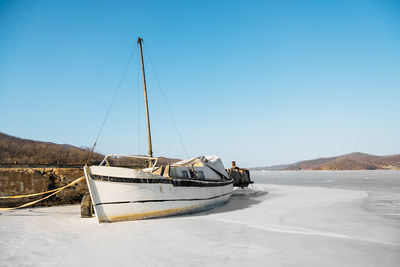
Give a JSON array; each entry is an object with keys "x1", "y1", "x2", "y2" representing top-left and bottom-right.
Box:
[{"x1": 251, "y1": 170, "x2": 400, "y2": 221}]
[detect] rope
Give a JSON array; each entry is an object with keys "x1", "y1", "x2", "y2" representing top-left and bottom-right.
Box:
[
  {"x1": 86, "y1": 42, "x2": 139, "y2": 164},
  {"x1": 1, "y1": 41, "x2": 141, "y2": 212},
  {"x1": 142, "y1": 44, "x2": 189, "y2": 159},
  {"x1": 0, "y1": 187, "x2": 65, "y2": 199},
  {"x1": 0, "y1": 176, "x2": 85, "y2": 211}
]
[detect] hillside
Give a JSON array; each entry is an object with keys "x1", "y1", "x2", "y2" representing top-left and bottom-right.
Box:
[
  {"x1": 252, "y1": 152, "x2": 400, "y2": 171},
  {"x1": 0, "y1": 132, "x2": 180, "y2": 167},
  {"x1": 0, "y1": 132, "x2": 181, "y2": 208},
  {"x1": 0, "y1": 132, "x2": 104, "y2": 165}
]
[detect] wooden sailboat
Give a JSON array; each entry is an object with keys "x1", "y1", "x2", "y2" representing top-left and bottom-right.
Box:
[{"x1": 83, "y1": 37, "x2": 233, "y2": 223}]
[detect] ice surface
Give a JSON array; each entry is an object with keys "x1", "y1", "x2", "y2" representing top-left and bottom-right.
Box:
[
  {"x1": 1, "y1": 183, "x2": 399, "y2": 266},
  {"x1": 252, "y1": 170, "x2": 400, "y2": 221}
]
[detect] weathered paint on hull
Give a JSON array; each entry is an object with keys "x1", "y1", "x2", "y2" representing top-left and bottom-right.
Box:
[{"x1": 97, "y1": 196, "x2": 231, "y2": 223}]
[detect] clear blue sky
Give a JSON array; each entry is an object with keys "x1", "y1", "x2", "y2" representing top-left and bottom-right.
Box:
[{"x1": 1, "y1": 0, "x2": 399, "y2": 167}]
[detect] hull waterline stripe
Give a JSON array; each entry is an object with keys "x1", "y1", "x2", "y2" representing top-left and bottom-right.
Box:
[
  {"x1": 90, "y1": 174, "x2": 233, "y2": 187},
  {"x1": 94, "y1": 192, "x2": 232, "y2": 206}
]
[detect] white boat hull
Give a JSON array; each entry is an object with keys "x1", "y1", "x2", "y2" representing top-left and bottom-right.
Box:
[{"x1": 84, "y1": 166, "x2": 233, "y2": 223}]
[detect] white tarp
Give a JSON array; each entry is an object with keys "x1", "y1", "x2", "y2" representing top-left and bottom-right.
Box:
[{"x1": 172, "y1": 155, "x2": 228, "y2": 178}]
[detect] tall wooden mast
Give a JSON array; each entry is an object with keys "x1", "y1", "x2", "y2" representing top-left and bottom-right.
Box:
[{"x1": 137, "y1": 37, "x2": 153, "y2": 158}]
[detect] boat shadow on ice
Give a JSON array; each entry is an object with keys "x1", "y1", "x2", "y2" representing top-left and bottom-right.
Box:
[{"x1": 187, "y1": 187, "x2": 268, "y2": 217}]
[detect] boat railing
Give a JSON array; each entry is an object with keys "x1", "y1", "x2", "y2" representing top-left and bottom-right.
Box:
[{"x1": 99, "y1": 154, "x2": 159, "y2": 173}]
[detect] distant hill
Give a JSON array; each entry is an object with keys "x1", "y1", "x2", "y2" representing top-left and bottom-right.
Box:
[
  {"x1": 0, "y1": 132, "x2": 180, "y2": 167},
  {"x1": 0, "y1": 132, "x2": 104, "y2": 165},
  {"x1": 251, "y1": 152, "x2": 400, "y2": 171}
]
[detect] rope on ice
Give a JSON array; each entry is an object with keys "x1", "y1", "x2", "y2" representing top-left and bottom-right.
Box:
[{"x1": 0, "y1": 176, "x2": 85, "y2": 211}]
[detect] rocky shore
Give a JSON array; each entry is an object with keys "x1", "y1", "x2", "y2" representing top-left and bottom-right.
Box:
[{"x1": 0, "y1": 167, "x2": 88, "y2": 208}]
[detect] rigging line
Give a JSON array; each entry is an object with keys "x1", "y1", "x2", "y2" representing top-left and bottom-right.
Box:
[
  {"x1": 142, "y1": 44, "x2": 189, "y2": 159},
  {"x1": 86, "y1": 43, "x2": 139, "y2": 163}
]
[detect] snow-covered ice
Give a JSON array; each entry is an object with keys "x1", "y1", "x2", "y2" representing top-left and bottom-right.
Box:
[{"x1": 1, "y1": 184, "x2": 399, "y2": 266}]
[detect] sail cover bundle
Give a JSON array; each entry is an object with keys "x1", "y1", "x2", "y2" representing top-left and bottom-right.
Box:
[{"x1": 172, "y1": 156, "x2": 228, "y2": 178}]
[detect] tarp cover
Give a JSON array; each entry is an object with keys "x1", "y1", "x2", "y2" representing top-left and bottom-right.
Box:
[{"x1": 172, "y1": 156, "x2": 228, "y2": 178}]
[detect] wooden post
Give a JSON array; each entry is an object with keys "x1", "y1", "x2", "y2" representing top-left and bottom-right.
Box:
[{"x1": 137, "y1": 37, "x2": 153, "y2": 159}]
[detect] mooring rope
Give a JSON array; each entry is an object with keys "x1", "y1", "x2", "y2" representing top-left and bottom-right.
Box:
[
  {"x1": 0, "y1": 187, "x2": 65, "y2": 199},
  {"x1": 0, "y1": 176, "x2": 85, "y2": 211}
]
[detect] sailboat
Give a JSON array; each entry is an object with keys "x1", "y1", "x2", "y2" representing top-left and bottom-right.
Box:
[{"x1": 83, "y1": 37, "x2": 234, "y2": 223}]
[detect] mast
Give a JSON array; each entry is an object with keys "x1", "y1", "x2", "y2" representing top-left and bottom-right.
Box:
[{"x1": 137, "y1": 37, "x2": 153, "y2": 159}]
